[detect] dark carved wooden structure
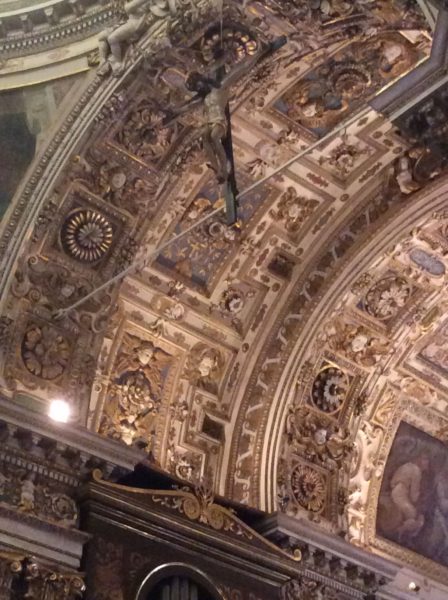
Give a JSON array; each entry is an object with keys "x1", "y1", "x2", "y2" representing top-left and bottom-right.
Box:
[{"x1": 79, "y1": 465, "x2": 298, "y2": 600}]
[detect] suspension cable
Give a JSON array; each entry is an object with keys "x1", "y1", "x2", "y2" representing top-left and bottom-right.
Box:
[{"x1": 54, "y1": 102, "x2": 373, "y2": 319}]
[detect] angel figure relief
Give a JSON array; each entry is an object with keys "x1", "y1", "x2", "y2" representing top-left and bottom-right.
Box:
[
  {"x1": 286, "y1": 406, "x2": 353, "y2": 471},
  {"x1": 324, "y1": 318, "x2": 390, "y2": 367},
  {"x1": 100, "y1": 334, "x2": 173, "y2": 447}
]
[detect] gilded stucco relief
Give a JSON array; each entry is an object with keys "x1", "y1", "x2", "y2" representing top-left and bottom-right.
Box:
[
  {"x1": 3, "y1": 0, "x2": 448, "y2": 583},
  {"x1": 273, "y1": 217, "x2": 448, "y2": 582}
]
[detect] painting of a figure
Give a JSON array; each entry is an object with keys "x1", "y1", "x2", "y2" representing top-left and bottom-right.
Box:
[{"x1": 377, "y1": 421, "x2": 448, "y2": 567}]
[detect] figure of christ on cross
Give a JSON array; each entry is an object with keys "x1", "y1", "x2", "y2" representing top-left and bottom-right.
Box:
[{"x1": 162, "y1": 35, "x2": 287, "y2": 224}]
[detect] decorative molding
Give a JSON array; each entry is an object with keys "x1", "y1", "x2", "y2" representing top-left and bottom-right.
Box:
[{"x1": 0, "y1": 1, "x2": 117, "y2": 60}]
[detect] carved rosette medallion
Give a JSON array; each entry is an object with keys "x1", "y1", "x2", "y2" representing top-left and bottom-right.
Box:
[
  {"x1": 291, "y1": 464, "x2": 326, "y2": 513},
  {"x1": 311, "y1": 365, "x2": 348, "y2": 413},
  {"x1": 61, "y1": 209, "x2": 113, "y2": 263},
  {"x1": 362, "y1": 275, "x2": 412, "y2": 320},
  {"x1": 21, "y1": 323, "x2": 70, "y2": 381},
  {"x1": 200, "y1": 25, "x2": 258, "y2": 64}
]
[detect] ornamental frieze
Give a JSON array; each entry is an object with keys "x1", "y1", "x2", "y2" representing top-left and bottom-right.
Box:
[{"x1": 0, "y1": 552, "x2": 84, "y2": 600}]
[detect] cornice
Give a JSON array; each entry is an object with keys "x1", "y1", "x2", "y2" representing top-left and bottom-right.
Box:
[
  {"x1": 0, "y1": 504, "x2": 89, "y2": 569},
  {"x1": 0, "y1": 395, "x2": 145, "y2": 472},
  {"x1": 79, "y1": 478, "x2": 298, "y2": 585},
  {"x1": 0, "y1": 1, "x2": 117, "y2": 60},
  {"x1": 257, "y1": 512, "x2": 399, "y2": 582}
]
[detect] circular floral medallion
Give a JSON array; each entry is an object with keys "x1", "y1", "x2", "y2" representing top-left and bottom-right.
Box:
[
  {"x1": 183, "y1": 497, "x2": 201, "y2": 521},
  {"x1": 21, "y1": 324, "x2": 70, "y2": 380},
  {"x1": 201, "y1": 25, "x2": 258, "y2": 64},
  {"x1": 311, "y1": 366, "x2": 348, "y2": 413},
  {"x1": 206, "y1": 505, "x2": 225, "y2": 530},
  {"x1": 291, "y1": 465, "x2": 326, "y2": 513},
  {"x1": 364, "y1": 276, "x2": 411, "y2": 320},
  {"x1": 51, "y1": 494, "x2": 77, "y2": 523},
  {"x1": 61, "y1": 209, "x2": 113, "y2": 263},
  {"x1": 332, "y1": 64, "x2": 371, "y2": 99}
]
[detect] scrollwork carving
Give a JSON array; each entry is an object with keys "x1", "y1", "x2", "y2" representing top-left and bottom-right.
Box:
[
  {"x1": 322, "y1": 318, "x2": 390, "y2": 368},
  {"x1": 286, "y1": 406, "x2": 354, "y2": 471},
  {"x1": 150, "y1": 479, "x2": 254, "y2": 538},
  {"x1": 0, "y1": 553, "x2": 84, "y2": 600},
  {"x1": 269, "y1": 187, "x2": 319, "y2": 235},
  {"x1": 21, "y1": 323, "x2": 71, "y2": 381},
  {"x1": 275, "y1": 33, "x2": 417, "y2": 135},
  {"x1": 0, "y1": 552, "x2": 22, "y2": 600},
  {"x1": 25, "y1": 561, "x2": 85, "y2": 600},
  {"x1": 12, "y1": 256, "x2": 116, "y2": 334}
]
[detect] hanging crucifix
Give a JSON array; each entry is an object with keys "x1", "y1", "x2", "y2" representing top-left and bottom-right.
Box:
[{"x1": 162, "y1": 34, "x2": 287, "y2": 225}]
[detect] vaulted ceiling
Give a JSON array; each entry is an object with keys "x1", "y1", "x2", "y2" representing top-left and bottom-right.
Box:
[{"x1": 3, "y1": 0, "x2": 448, "y2": 584}]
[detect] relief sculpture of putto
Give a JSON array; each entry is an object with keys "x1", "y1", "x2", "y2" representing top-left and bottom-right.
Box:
[
  {"x1": 100, "y1": 334, "x2": 174, "y2": 447},
  {"x1": 286, "y1": 406, "x2": 353, "y2": 472},
  {"x1": 98, "y1": 0, "x2": 178, "y2": 76}
]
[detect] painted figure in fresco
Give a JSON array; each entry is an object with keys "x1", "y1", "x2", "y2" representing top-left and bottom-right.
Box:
[
  {"x1": 98, "y1": 0, "x2": 177, "y2": 75},
  {"x1": 388, "y1": 454, "x2": 429, "y2": 540},
  {"x1": 378, "y1": 423, "x2": 448, "y2": 568}
]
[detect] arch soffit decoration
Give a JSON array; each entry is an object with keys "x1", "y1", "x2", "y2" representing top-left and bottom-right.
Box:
[
  {"x1": 0, "y1": 0, "x2": 445, "y2": 571},
  {"x1": 255, "y1": 179, "x2": 448, "y2": 519}
]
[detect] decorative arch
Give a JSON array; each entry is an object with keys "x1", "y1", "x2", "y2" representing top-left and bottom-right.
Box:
[
  {"x1": 0, "y1": 0, "x2": 438, "y2": 516},
  {"x1": 135, "y1": 563, "x2": 225, "y2": 600},
  {"x1": 256, "y1": 178, "x2": 448, "y2": 512},
  {"x1": 233, "y1": 176, "x2": 448, "y2": 579}
]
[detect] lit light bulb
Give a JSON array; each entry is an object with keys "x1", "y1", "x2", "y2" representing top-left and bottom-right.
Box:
[
  {"x1": 408, "y1": 582, "x2": 420, "y2": 592},
  {"x1": 49, "y1": 399, "x2": 71, "y2": 423}
]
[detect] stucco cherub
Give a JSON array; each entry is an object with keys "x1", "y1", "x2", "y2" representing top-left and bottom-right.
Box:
[
  {"x1": 19, "y1": 473, "x2": 36, "y2": 512},
  {"x1": 325, "y1": 318, "x2": 389, "y2": 367},
  {"x1": 102, "y1": 335, "x2": 172, "y2": 446},
  {"x1": 289, "y1": 407, "x2": 353, "y2": 471},
  {"x1": 98, "y1": 0, "x2": 177, "y2": 76}
]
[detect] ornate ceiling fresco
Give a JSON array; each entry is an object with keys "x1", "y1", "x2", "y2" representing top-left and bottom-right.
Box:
[{"x1": 4, "y1": 0, "x2": 448, "y2": 584}]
